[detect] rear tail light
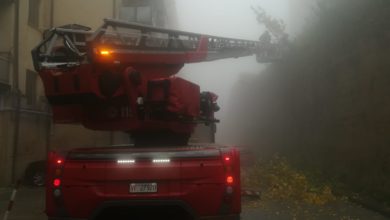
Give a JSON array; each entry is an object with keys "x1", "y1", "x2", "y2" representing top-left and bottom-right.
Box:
[
  {"x1": 48, "y1": 151, "x2": 65, "y2": 199},
  {"x1": 222, "y1": 150, "x2": 237, "y2": 191},
  {"x1": 53, "y1": 178, "x2": 61, "y2": 187},
  {"x1": 226, "y1": 176, "x2": 234, "y2": 184},
  {"x1": 53, "y1": 157, "x2": 64, "y2": 175},
  {"x1": 53, "y1": 178, "x2": 62, "y2": 197},
  {"x1": 223, "y1": 154, "x2": 232, "y2": 164},
  {"x1": 222, "y1": 148, "x2": 241, "y2": 212},
  {"x1": 48, "y1": 152, "x2": 65, "y2": 185}
]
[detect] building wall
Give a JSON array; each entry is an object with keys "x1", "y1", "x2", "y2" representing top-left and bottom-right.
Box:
[
  {"x1": 16, "y1": 0, "x2": 52, "y2": 183},
  {"x1": 0, "y1": 0, "x2": 178, "y2": 186},
  {"x1": 52, "y1": 0, "x2": 176, "y2": 29},
  {"x1": 53, "y1": 0, "x2": 116, "y2": 30},
  {"x1": 0, "y1": 111, "x2": 14, "y2": 185},
  {"x1": 161, "y1": 0, "x2": 178, "y2": 28},
  {"x1": 0, "y1": 3, "x2": 14, "y2": 52},
  {"x1": 18, "y1": 0, "x2": 51, "y2": 94},
  {"x1": 0, "y1": 3, "x2": 14, "y2": 90},
  {"x1": 0, "y1": 0, "x2": 53, "y2": 186}
]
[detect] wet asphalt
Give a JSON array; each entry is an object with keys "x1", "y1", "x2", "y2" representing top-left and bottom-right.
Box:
[{"x1": 0, "y1": 187, "x2": 387, "y2": 220}]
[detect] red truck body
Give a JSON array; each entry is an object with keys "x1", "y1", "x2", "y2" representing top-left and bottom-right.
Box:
[
  {"x1": 31, "y1": 19, "x2": 262, "y2": 220},
  {"x1": 46, "y1": 146, "x2": 240, "y2": 220}
]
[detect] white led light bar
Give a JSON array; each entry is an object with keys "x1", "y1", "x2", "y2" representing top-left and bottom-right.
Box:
[
  {"x1": 117, "y1": 159, "x2": 135, "y2": 164},
  {"x1": 152, "y1": 159, "x2": 170, "y2": 163}
]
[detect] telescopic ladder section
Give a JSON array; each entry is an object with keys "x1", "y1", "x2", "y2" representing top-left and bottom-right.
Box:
[{"x1": 88, "y1": 18, "x2": 260, "y2": 69}]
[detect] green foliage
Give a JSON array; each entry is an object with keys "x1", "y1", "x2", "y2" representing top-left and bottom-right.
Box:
[{"x1": 251, "y1": 6, "x2": 287, "y2": 40}]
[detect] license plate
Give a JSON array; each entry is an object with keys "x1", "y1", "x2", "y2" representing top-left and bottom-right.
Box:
[{"x1": 129, "y1": 183, "x2": 157, "y2": 193}]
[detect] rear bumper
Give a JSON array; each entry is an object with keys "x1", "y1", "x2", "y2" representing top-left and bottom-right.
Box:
[
  {"x1": 48, "y1": 215, "x2": 240, "y2": 220},
  {"x1": 199, "y1": 215, "x2": 240, "y2": 220},
  {"x1": 48, "y1": 199, "x2": 240, "y2": 220},
  {"x1": 48, "y1": 218, "x2": 85, "y2": 220},
  {"x1": 89, "y1": 199, "x2": 196, "y2": 219}
]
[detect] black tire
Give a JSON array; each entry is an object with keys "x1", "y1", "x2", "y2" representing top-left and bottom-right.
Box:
[
  {"x1": 31, "y1": 170, "x2": 45, "y2": 187},
  {"x1": 24, "y1": 160, "x2": 46, "y2": 187}
]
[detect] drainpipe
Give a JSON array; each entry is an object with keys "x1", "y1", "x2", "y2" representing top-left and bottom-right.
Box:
[
  {"x1": 50, "y1": 0, "x2": 54, "y2": 27},
  {"x1": 11, "y1": 0, "x2": 20, "y2": 183},
  {"x1": 113, "y1": 0, "x2": 117, "y2": 18},
  {"x1": 44, "y1": 0, "x2": 55, "y2": 157}
]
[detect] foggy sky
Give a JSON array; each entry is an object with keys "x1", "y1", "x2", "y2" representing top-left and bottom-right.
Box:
[{"x1": 175, "y1": 0, "x2": 289, "y2": 143}]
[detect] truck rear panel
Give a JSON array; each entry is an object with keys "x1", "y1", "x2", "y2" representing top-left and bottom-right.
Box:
[{"x1": 46, "y1": 145, "x2": 240, "y2": 220}]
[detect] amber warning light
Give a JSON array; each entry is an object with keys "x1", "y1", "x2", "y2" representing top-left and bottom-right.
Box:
[{"x1": 99, "y1": 49, "x2": 112, "y2": 56}]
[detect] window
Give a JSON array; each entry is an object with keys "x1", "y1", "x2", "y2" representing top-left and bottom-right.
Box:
[
  {"x1": 122, "y1": 0, "x2": 150, "y2": 7},
  {"x1": 26, "y1": 70, "x2": 37, "y2": 105},
  {"x1": 136, "y1": 6, "x2": 152, "y2": 24},
  {"x1": 119, "y1": 6, "x2": 137, "y2": 22},
  {"x1": 119, "y1": 0, "x2": 152, "y2": 24},
  {"x1": 28, "y1": 0, "x2": 41, "y2": 28}
]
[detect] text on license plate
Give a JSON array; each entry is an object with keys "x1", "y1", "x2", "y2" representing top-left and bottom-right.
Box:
[{"x1": 129, "y1": 183, "x2": 158, "y2": 193}]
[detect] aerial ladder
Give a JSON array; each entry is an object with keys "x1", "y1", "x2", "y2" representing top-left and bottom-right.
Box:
[{"x1": 32, "y1": 19, "x2": 277, "y2": 146}]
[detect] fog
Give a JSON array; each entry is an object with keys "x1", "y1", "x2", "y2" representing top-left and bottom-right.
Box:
[{"x1": 175, "y1": 0, "x2": 289, "y2": 143}]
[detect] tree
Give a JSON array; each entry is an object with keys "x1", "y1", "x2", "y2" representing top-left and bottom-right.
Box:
[{"x1": 251, "y1": 6, "x2": 287, "y2": 40}]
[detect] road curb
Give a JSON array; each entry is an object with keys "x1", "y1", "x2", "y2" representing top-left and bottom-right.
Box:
[{"x1": 2, "y1": 180, "x2": 21, "y2": 220}]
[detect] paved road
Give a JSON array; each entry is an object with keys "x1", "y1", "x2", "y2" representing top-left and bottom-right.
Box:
[
  {"x1": 0, "y1": 187, "x2": 45, "y2": 220},
  {"x1": 241, "y1": 200, "x2": 388, "y2": 220},
  {"x1": 0, "y1": 187, "x2": 387, "y2": 220}
]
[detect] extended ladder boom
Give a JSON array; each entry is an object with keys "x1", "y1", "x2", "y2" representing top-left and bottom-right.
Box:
[
  {"x1": 33, "y1": 19, "x2": 262, "y2": 72},
  {"x1": 90, "y1": 18, "x2": 260, "y2": 65},
  {"x1": 31, "y1": 19, "x2": 271, "y2": 145}
]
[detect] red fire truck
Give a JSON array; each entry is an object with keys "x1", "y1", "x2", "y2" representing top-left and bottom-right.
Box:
[{"x1": 32, "y1": 19, "x2": 265, "y2": 220}]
